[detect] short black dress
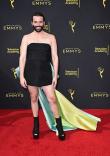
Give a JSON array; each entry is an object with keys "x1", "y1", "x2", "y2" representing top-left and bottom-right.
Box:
[{"x1": 24, "y1": 43, "x2": 52, "y2": 87}]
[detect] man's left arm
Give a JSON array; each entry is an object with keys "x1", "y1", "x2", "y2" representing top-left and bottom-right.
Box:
[{"x1": 50, "y1": 35, "x2": 59, "y2": 88}]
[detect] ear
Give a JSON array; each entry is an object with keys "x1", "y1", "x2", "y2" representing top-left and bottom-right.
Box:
[{"x1": 31, "y1": 21, "x2": 33, "y2": 26}]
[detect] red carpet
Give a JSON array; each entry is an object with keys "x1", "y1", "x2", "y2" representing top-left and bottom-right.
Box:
[{"x1": 0, "y1": 109, "x2": 110, "y2": 156}]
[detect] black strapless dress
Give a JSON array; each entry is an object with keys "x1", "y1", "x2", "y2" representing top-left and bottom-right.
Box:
[{"x1": 24, "y1": 43, "x2": 52, "y2": 87}]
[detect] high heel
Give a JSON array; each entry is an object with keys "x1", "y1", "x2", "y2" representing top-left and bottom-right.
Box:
[
  {"x1": 33, "y1": 116, "x2": 39, "y2": 139},
  {"x1": 55, "y1": 117, "x2": 65, "y2": 140}
]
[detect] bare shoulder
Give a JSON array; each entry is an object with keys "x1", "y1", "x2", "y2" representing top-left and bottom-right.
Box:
[
  {"x1": 50, "y1": 34, "x2": 56, "y2": 41},
  {"x1": 46, "y1": 33, "x2": 57, "y2": 45},
  {"x1": 22, "y1": 33, "x2": 32, "y2": 40},
  {"x1": 49, "y1": 34, "x2": 57, "y2": 45},
  {"x1": 21, "y1": 33, "x2": 32, "y2": 45},
  {"x1": 48, "y1": 33, "x2": 56, "y2": 39},
  {"x1": 44, "y1": 32, "x2": 56, "y2": 39}
]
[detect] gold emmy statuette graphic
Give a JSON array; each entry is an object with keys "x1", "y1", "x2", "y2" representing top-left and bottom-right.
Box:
[
  {"x1": 69, "y1": 21, "x2": 76, "y2": 33},
  {"x1": 10, "y1": 0, "x2": 14, "y2": 9},
  {"x1": 103, "y1": 0, "x2": 106, "y2": 8},
  {"x1": 97, "y1": 67, "x2": 104, "y2": 79},
  {"x1": 11, "y1": 68, "x2": 17, "y2": 79},
  {"x1": 68, "y1": 89, "x2": 75, "y2": 100},
  {"x1": 43, "y1": 22, "x2": 50, "y2": 32}
]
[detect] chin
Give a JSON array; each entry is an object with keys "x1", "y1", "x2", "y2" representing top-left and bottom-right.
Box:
[{"x1": 36, "y1": 30, "x2": 42, "y2": 32}]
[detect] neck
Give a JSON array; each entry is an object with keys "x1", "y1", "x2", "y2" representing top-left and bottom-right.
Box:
[{"x1": 33, "y1": 30, "x2": 44, "y2": 36}]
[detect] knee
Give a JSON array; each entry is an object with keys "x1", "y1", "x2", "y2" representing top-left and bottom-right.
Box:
[
  {"x1": 30, "y1": 94, "x2": 38, "y2": 103},
  {"x1": 48, "y1": 95, "x2": 57, "y2": 104}
]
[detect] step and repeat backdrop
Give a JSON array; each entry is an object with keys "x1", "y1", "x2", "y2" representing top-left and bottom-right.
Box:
[{"x1": 0, "y1": 0, "x2": 110, "y2": 109}]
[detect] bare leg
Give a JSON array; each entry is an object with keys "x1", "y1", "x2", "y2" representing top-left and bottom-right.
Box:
[
  {"x1": 41, "y1": 84, "x2": 65, "y2": 138},
  {"x1": 27, "y1": 85, "x2": 39, "y2": 117},
  {"x1": 41, "y1": 84, "x2": 59, "y2": 118}
]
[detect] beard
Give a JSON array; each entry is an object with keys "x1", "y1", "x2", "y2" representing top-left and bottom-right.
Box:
[{"x1": 33, "y1": 25, "x2": 44, "y2": 32}]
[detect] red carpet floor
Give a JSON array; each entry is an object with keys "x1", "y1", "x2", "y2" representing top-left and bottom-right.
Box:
[{"x1": 0, "y1": 109, "x2": 110, "y2": 156}]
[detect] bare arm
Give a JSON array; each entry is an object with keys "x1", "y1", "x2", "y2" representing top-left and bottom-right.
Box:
[
  {"x1": 51, "y1": 35, "x2": 59, "y2": 88},
  {"x1": 19, "y1": 35, "x2": 28, "y2": 88}
]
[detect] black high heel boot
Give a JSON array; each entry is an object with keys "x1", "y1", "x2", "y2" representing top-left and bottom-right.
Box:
[
  {"x1": 55, "y1": 117, "x2": 65, "y2": 140},
  {"x1": 33, "y1": 116, "x2": 39, "y2": 139}
]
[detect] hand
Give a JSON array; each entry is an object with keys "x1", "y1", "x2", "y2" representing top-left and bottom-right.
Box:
[
  {"x1": 52, "y1": 77, "x2": 57, "y2": 88},
  {"x1": 20, "y1": 76, "x2": 27, "y2": 89}
]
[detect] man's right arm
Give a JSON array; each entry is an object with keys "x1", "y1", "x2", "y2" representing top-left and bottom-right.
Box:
[{"x1": 19, "y1": 35, "x2": 28, "y2": 88}]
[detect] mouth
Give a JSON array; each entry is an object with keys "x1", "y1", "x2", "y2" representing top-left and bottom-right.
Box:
[{"x1": 36, "y1": 27, "x2": 41, "y2": 28}]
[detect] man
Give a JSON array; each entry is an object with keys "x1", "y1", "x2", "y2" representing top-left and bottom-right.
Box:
[{"x1": 19, "y1": 12, "x2": 65, "y2": 140}]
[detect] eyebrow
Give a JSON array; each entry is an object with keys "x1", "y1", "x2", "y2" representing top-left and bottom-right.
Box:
[{"x1": 34, "y1": 21, "x2": 43, "y2": 22}]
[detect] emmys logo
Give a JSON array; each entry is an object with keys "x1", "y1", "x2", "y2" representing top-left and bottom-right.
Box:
[
  {"x1": 68, "y1": 89, "x2": 75, "y2": 100},
  {"x1": 93, "y1": 24, "x2": 110, "y2": 29},
  {"x1": 97, "y1": 67, "x2": 104, "y2": 79},
  {"x1": 63, "y1": 48, "x2": 81, "y2": 53},
  {"x1": 94, "y1": 45, "x2": 109, "y2": 55},
  {"x1": 69, "y1": 21, "x2": 76, "y2": 33},
  {"x1": 7, "y1": 48, "x2": 19, "y2": 54},
  {"x1": 11, "y1": 68, "x2": 17, "y2": 79},
  {"x1": 65, "y1": 0, "x2": 80, "y2": 8},
  {"x1": 6, "y1": 92, "x2": 24, "y2": 97},
  {"x1": 10, "y1": 0, "x2": 14, "y2": 9},
  {"x1": 103, "y1": 0, "x2": 106, "y2": 8},
  {"x1": 91, "y1": 92, "x2": 109, "y2": 97},
  {"x1": 3, "y1": 25, "x2": 22, "y2": 30},
  {"x1": 65, "y1": 68, "x2": 79, "y2": 78},
  {"x1": 43, "y1": 22, "x2": 50, "y2": 32},
  {"x1": 32, "y1": 0, "x2": 51, "y2": 5}
]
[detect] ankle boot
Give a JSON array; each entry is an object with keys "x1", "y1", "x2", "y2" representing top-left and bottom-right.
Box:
[
  {"x1": 55, "y1": 117, "x2": 65, "y2": 140},
  {"x1": 33, "y1": 116, "x2": 39, "y2": 139}
]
